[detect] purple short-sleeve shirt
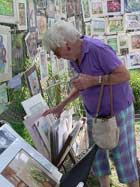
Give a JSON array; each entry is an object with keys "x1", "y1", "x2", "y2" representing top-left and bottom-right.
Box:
[{"x1": 70, "y1": 36, "x2": 134, "y2": 117}]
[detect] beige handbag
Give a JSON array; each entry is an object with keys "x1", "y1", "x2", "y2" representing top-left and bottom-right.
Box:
[{"x1": 93, "y1": 77, "x2": 120, "y2": 149}]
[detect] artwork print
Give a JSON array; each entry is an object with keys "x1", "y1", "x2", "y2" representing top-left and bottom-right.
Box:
[
  {"x1": 27, "y1": 0, "x2": 37, "y2": 32},
  {"x1": 124, "y1": 0, "x2": 140, "y2": 11},
  {"x1": 90, "y1": 0, "x2": 104, "y2": 17},
  {"x1": 127, "y1": 53, "x2": 140, "y2": 69},
  {"x1": 39, "y1": 51, "x2": 48, "y2": 81},
  {"x1": 117, "y1": 33, "x2": 128, "y2": 55},
  {"x1": 0, "y1": 128, "x2": 16, "y2": 155},
  {"x1": 2, "y1": 149, "x2": 55, "y2": 187},
  {"x1": 25, "y1": 65, "x2": 43, "y2": 96},
  {"x1": 128, "y1": 32, "x2": 140, "y2": 52},
  {"x1": 105, "y1": 0, "x2": 124, "y2": 15},
  {"x1": 91, "y1": 18, "x2": 106, "y2": 34},
  {"x1": 0, "y1": 25, "x2": 12, "y2": 83},
  {"x1": 107, "y1": 16, "x2": 124, "y2": 34},
  {"x1": 124, "y1": 13, "x2": 140, "y2": 30},
  {"x1": 106, "y1": 36, "x2": 118, "y2": 53},
  {"x1": 81, "y1": 0, "x2": 91, "y2": 21},
  {"x1": 0, "y1": 83, "x2": 8, "y2": 105}
]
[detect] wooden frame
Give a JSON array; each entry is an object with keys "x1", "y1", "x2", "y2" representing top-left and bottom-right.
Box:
[
  {"x1": 0, "y1": 0, "x2": 17, "y2": 24},
  {"x1": 0, "y1": 124, "x2": 62, "y2": 187},
  {"x1": 105, "y1": 0, "x2": 124, "y2": 16},
  {"x1": 25, "y1": 65, "x2": 43, "y2": 97},
  {"x1": 16, "y1": 0, "x2": 27, "y2": 30},
  {"x1": 0, "y1": 25, "x2": 12, "y2": 83},
  {"x1": 128, "y1": 31, "x2": 140, "y2": 52}
]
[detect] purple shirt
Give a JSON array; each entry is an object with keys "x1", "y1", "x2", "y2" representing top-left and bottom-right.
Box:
[{"x1": 70, "y1": 36, "x2": 134, "y2": 117}]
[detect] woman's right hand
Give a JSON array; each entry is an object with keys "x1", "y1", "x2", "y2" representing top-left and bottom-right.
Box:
[{"x1": 42, "y1": 103, "x2": 65, "y2": 118}]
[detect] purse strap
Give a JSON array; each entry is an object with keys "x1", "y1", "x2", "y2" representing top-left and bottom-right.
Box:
[{"x1": 95, "y1": 75, "x2": 113, "y2": 118}]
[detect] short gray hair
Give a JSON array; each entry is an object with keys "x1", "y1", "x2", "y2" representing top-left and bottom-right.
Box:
[{"x1": 43, "y1": 20, "x2": 81, "y2": 51}]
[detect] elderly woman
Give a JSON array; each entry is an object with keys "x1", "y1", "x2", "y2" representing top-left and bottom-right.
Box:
[{"x1": 43, "y1": 21, "x2": 139, "y2": 187}]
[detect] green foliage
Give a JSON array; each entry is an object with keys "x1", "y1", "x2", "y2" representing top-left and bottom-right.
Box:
[{"x1": 129, "y1": 69, "x2": 140, "y2": 112}]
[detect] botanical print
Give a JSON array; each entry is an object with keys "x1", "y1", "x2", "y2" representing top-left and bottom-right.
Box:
[
  {"x1": 124, "y1": 0, "x2": 140, "y2": 11},
  {"x1": 25, "y1": 65, "x2": 43, "y2": 96},
  {"x1": 128, "y1": 32, "x2": 140, "y2": 52},
  {"x1": 91, "y1": 18, "x2": 106, "y2": 35},
  {"x1": 124, "y1": 12, "x2": 140, "y2": 30},
  {"x1": 105, "y1": 0, "x2": 124, "y2": 15},
  {"x1": 2, "y1": 149, "x2": 55, "y2": 187},
  {"x1": 85, "y1": 22, "x2": 92, "y2": 36},
  {"x1": 106, "y1": 36, "x2": 118, "y2": 53},
  {"x1": 37, "y1": 15, "x2": 47, "y2": 39},
  {"x1": 66, "y1": 0, "x2": 75, "y2": 18},
  {"x1": 127, "y1": 53, "x2": 140, "y2": 69},
  {"x1": 39, "y1": 51, "x2": 48, "y2": 81},
  {"x1": 16, "y1": 0, "x2": 27, "y2": 30},
  {"x1": 0, "y1": 128, "x2": 16, "y2": 155},
  {"x1": 0, "y1": 25, "x2": 12, "y2": 83},
  {"x1": 0, "y1": 83, "x2": 8, "y2": 105},
  {"x1": 0, "y1": 0, "x2": 16, "y2": 24},
  {"x1": 117, "y1": 33, "x2": 129, "y2": 55},
  {"x1": 81, "y1": 0, "x2": 91, "y2": 21},
  {"x1": 90, "y1": 0, "x2": 104, "y2": 17},
  {"x1": 107, "y1": 16, "x2": 124, "y2": 34}
]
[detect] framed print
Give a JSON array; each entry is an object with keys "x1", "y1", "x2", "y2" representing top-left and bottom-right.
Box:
[
  {"x1": 118, "y1": 55, "x2": 128, "y2": 68},
  {"x1": 47, "y1": 17, "x2": 56, "y2": 28},
  {"x1": 37, "y1": 14, "x2": 47, "y2": 39},
  {"x1": 25, "y1": 65, "x2": 43, "y2": 96},
  {"x1": 16, "y1": 0, "x2": 27, "y2": 30},
  {"x1": 0, "y1": 0, "x2": 17, "y2": 24},
  {"x1": 81, "y1": 0, "x2": 91, "y2": 22},
  {"x1": 0, "y1": 25, "x2": 12, "y2": 83},
  {"x1": 0, "y1": 126, "x2": 62, "y2": 187},
  {"x1": 21, "y1": 93, "x2": 47, "y2": 116},
  {"x1": 117, "y1": 33, "x2": 129, "y2": 55},
  {"x1": 85, "y1": 22, "x2": 92, "y2": 36},
  {"x1": 46, "y1": 0, "x2": 55, "y2": 18},
  {"x1": 66, "y1": 0, "x2": 75, "y2": 18},
  {"x1": 128, "y1": 32, "x2": 140, "y2": 52},
  {"x1": 124, "y1": 0, "x2": 140, "y2": 12},
  {"x1": 35, "y1": 0, "x2": 46, "y2": 10},
  {"x1": 91, "y1": 18, "x2": 106, "y2": 35},
  {"x1": 105, "y1": 0, "x2": 124, "y2": 16},
  {"x1": 39, "y1": 51, "x2": 48, "y2": 82},
  {"x1": 75, "y1": 0, "x2": 82, "y2": 16},
  {"x1": 124, "y1": 12, "x2": 140, "y2": 31},
  {"x1": 50, "y1": 52, "x2": 58, "y2": 75},
  {"x1": 106, "y1": 35, "x2": 118, "y2": 53},
  {"x1": 127, "y1": 53, "x2": 140, "y2": 69},
  {"x1": 107, "y1": 16, "x2": 124, "y2": 34},
  {"x1": 25, "y1": 32, "x2": 38, "y2": 62},
  {"x1": 60, "y1": 0, "x2": 66, "y2": 18},
  {"x1": 57, "y1": 59, "x2": 67, "y2": 76},
  {"x1": 90, "y1": 0, "x2": 105, "y2": 18},
  {"x1": 27, "y1": 0, "x2": 37, "y2": 32},
  {"x1": 0, "y1": 83, "x2": 8, "y2": 105}
]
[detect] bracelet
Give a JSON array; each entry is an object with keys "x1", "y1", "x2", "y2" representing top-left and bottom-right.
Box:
[{"x1": 98, "y1": 75, "x2": 102, "y2": 84}]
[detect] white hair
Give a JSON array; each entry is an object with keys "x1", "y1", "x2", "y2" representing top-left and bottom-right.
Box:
[{"x1": 43, "y1": 20, "x2": 81, "y2": 51}]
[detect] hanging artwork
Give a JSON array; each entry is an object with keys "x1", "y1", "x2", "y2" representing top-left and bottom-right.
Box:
[
  {"x1": 128, "y1": 31, "x2": 140, "y2": 52},
  {"x1": 124, "y1": 12, "x2": 140, "y2": 31},
  {"x1": 37, "y1": 14, "x2": 47, "y2": 39},
  {"x1": 117, "y1": 33, "x2": 129, "y2": 55},
  {"x1": 0, "y1": 83, "x2": 8, "y2": 105},
  {"x1": 25, "y1": 65, "x2": 43, "y2": 96},
  {"x1": 0, "y1": 25, "x2": 12, "y2": 83},
  {"x1": 25, "y1": 32, "x2": 38, "y2": 62},
  {"x1": 85, "y1": 22, "x2": 92, "y2": 36},
  {"x1": 90, "y1": 0, "x2": 105, "y2": 17},
  {"x1": 127, "y1": 53, "x2": 140, "y2": 69},
  {"x1": 35, "y1": 0, "x2": 46, "y2": 10},
  {"x1": 16, "y1": 0, "x2": 27, "y2": 30},
  {"x1": 106, "y1": 35, "x2": 118, "y2": 53},
  {"x1": 124, "y1": 0, "x2": 140, "y2": 11},
  {"x1": 27, "y1": 0, "x2": 37, "y2": 32},
  {"x1": 118, "y1": 55, "x2": 128, "y2": 68},
  {"x1": 91, "y1": 18, "x2": 106, "y2": 35},
  {"x1": 0, "y1": 0, "x2": 17, "y2": 24},
  {"x1": 12, "y1": 33, "x2": 25, "y2": 75},
  {"x1": 105, "y1": 0, "x2": 124, "y2": 16},
  {"x1": 66, "y1": 0, "x2": 75, "y2": 18},
  {"x1": 107, "y1": 16, "x2": 124, "y2": 34},
  {"x1": 39, "y1": 51, "x2": 48, "y2": 81},
  {"x1": 81, "y1": 0, "x2": 91, "y2": 22}
]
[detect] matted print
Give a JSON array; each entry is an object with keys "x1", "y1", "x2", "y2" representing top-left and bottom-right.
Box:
[
  {"x1": 16, "y1": 0, "x2": 27, "y2": 30},
  {"x1": 39, "y1": 51, "x2": 48, "y2": 81},
  {"x1": 81, "y1": 0, "x2": 91, "y2": 22},
  {"x1": 107, "y1": 16, "x2": 124, "y2": 34},
  {"x1": 0, "y1": 25, "x2": 12, "y2": 83},
  {"x1": 0, "y1": 128, "x2": 16, "y2": 155},
  {"x1": 90, "y1": 0, "x2": 105, "y2": 17},
  {"x1": 117, "y1": 33, "x2": 129, "y2": 55},
  {"x1": 66, "y1": 0, "x2": 75, "y2": 18},
  {"x1": 105, "y1": 0, "x2": 124, "y2": 16},
  {"x1": 106, "y1": 35, "x2": 118, "y2": 53},
  {"x1": 37, "y1": 14, "x2": 47, "y2": 39},
  {"x1": 35, "y1": 0, "x2": 46, "y2": 10},
  {"x1": 118, "y1": 55, "x2": 128, "y2": 68},
  {"x1": 0, "y1": 0, "x2": 17, "y2": 24},
  {"x1": 91, "y1": 18, "x2": 106, "y2": 35},
  {"x1": 25, "y1": 32, "x2": 38, "y2": 61},
  {"x1": 0, "y1": 83, "x2": 8, "y2": 105},
  {"x1": 25, "y1": 65, "x2": 43, "y2": 97},
  {"x1": 124, "y1": 12, "x2": 140, "y2": 31},
  {"x1": 128, "y1": 32, "x2": 140, "y2": 52},
  {"x1": 124, "y1": 0, "x2": 140, "y2": 11},
  {"x1": 46, "y1": 0, "x2": 55, "y2": 18},
  {"x1": 85, "y1": 22, "x2": 92, "y2": 36},
  {"x1": 27, "y1": 0, "x2": 37, "y2": 32},
  {"x1": 127, "y1": 53, "x2": 140, "y2": 69},
  {"x1": 60, "y1": 0, "x2": 66, "y2": 17},
  {"x1": 74, "y1": 0, "x2": 82, "y2": 15}
]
